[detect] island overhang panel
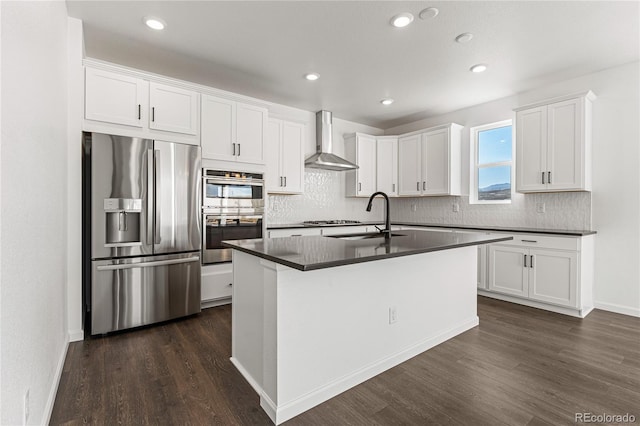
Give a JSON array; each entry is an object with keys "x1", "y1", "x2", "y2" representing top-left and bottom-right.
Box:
[{"x1": 225, "y1": 230, "x2": 512, "y2": 424}]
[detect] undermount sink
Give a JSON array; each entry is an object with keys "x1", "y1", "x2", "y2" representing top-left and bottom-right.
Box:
[{"x1": 327, "y1": 232, "x2": 407, "y2": 241}]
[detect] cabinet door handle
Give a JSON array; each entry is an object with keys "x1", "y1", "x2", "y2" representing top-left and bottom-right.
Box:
[
  {"x1": 138, "y1": 104, "x2": 141, "y2": 120},
  {"x1": 547, "y1": 171, "x2": 551, "y2": 184},
  {"x1": 530, "y1": 255, "x2": 534, "y2": 268},
  {"x1": 358, "y1": 182, "x2": 362, "y2": 192},
  {"x1": 541, "y1": 171, "x2": 545, "y2": 184},
  {"x1": 392, "y1": 183, "x2": 396, "y2": 192},
  {"x1": 524, "y1": 254, "x2": 527, "y2": 268},
  {"x1": 417, "y1": 182, "x2": 420, "y2": 191},
  {"x1": 151, "y1": 106, "x2": 155, "y2": 122},
  {"x1": 232, "y1": 143, "x2": 236, "y2": 156},
  {"x1": 280, "y1": 176, "x2": 283, "y2": 187},
  {"x1": 423, "y1": 181, "x2": 426, "y2": 190},
  {"x1": 284, "y1": 176, "x2": 287, "y2": 187},
  {"x1": 238, "y1": 143, "x2": 241, "y2": 156}
]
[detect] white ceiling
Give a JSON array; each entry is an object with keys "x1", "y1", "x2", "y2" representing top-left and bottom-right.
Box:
[{"x1": 66, "y1": 1, "x2": 639, "y2": 129}]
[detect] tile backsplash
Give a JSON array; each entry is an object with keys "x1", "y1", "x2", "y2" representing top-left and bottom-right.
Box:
[
  {"x1": 267, "y1": 170, "x2": 591, "y2": 230},
  {"x1": 390, "y1": 191, "x2": 592, "y2": 230},
  {"x1": 267, "y1": 169, "x2": 383, "y2": 224}
]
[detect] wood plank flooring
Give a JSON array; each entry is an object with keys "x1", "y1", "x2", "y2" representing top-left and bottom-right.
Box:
[{"x1": 51, "y1": 297, "x2": 640, "y2": 425}]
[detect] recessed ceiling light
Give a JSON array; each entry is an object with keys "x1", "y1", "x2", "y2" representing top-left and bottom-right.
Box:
[
  {"x1": 144, "y1": 17, "x2": 166, "y2": 30},
  {"x1": 304, "y1": 73, "x2": 320, "y2": 81},
  {"x1": 381, "y1": 98, "x2": 394, "y2": 106},
  {"x1": 470, "y1": 64, "x2": 488, "y2": 73},
  {"x1": 455, "y1": 33, "x2": 474, "y2": 44},
  {"x1": 390, "y1": 13, "x2": 414, "y2": 28},
  {"x1": 419, "y1": 7, "x2": 439, "y2": 20}
]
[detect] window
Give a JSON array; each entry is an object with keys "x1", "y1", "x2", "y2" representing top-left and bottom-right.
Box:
[{"x1": 470, "y1": 120, "x2": 513, "y2": 204}]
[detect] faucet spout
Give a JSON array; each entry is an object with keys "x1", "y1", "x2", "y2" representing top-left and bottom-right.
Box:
[{"x1": 366, "y1": 191, "x2": 391, "y2": 239}]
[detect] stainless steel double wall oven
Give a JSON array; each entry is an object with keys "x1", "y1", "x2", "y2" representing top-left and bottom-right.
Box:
[{"x1": 202, "y1": 169, "x2": 264, "y2": 264}]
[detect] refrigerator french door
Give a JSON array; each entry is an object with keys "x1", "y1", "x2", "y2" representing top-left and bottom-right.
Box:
[{"x1": 83, "y1": 133, "x2": 201, "y2": 336}]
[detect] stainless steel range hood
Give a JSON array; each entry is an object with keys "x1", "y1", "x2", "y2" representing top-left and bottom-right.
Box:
[{"x1": 305, "y1": 110, "x2": 359, "y2": 171}]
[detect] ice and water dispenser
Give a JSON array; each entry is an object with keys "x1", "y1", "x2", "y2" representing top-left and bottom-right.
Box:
[{"x1": 104, "y1": 198, "x2": 143, "y2": 246}]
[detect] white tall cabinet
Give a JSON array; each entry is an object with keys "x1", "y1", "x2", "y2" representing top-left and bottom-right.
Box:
[
  {"x1": 266, "y1": 118, "x2": 305, "y2": 194},
  {"x1": 345, "y1": 133, "x2": 377, "y2": 197},
  {"x1": 201, "y1": 94, "x2": 267, "y2": 164},
  {"x1": 515, "y1": 91, "x2": 595, "y2": 192},
  {"x1": 398, "y1": 124, "x2": 462, "y2": 196}
]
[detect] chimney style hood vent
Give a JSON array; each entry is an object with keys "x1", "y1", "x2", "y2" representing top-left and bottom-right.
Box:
[{"x1": 305, "y1": 110, "x2": 359, "y2": 171}]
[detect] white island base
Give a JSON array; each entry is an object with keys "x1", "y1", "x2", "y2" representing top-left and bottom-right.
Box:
[{"x1": 230, "y1": 246, "x2": 478, "y2": 424}]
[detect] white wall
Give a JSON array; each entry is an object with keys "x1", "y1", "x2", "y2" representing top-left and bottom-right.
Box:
[
  {"x1": 386, "y1": 62, "x2": 640, "y2": 317},
  {"x1": 1, "y1": 2, "x2": 70, "y2": 424}
]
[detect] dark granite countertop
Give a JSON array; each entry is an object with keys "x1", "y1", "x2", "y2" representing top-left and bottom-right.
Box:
[
  {"x1": 223, "y1": 229, "x2": 513, "y2": 271},
  {"x1": 267, "y1": 221, "x2": 596, "y2": 237}
]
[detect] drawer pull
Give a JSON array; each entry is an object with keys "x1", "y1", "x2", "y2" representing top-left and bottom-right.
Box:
[
  {"x1": 291, "y1": 234, "x2": 302, "y2": 237},
  {"x1": 521, "y1": 240, "x2": 538, "y2": 243}
]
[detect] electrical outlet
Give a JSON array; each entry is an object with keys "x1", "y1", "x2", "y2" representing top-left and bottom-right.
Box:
[
  {"x1": 536, "y1": 202, "x2": 546, "y2": 213},
  {"x1": 411, "y1": 204, "x2": 417, "y2": 212},
  {"x1": 452, "y1": 203, "x2": 460, "y2": 213},
  {"x1": 389, "y1": 306, "x2": 398, "y2": 324},
  {"x1": 24, "y1": 389, "x2": 30, "y2": 425}
]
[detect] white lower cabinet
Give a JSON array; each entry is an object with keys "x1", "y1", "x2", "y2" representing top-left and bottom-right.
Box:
[
  {"x1": 488, "y1": 245, "x2": 529, "y2": 297},
  {"x1": 483, "y1": 232, "x2": 593, "y2": 317},
  {"x1": 201, "y1": 263, "x2": 233, "y2": 306}
]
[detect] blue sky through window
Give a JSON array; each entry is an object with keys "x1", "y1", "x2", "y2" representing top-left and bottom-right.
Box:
[{"x1": 478, "y1": 126, "x2": 512, "y2": 164}]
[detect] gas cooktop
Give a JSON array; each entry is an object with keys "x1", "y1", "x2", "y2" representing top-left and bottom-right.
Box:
[{"x1": 302, "y1": 220, "x2": 362, "y2": 226}]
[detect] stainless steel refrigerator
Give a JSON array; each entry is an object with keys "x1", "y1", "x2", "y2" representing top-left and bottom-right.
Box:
[{"x1": 82, "y1": 132, "x2": 201, "y2": 336}]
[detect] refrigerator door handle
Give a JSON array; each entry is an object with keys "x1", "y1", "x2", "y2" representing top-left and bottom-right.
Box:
[
  {"x1": 147, "y1": 149, "x2": 155, "y2": 245},
  {"x1": 154, "y1": 149, "x2": 161, "y2": 244},
  {"x1": 96, "y1": 256, "x2": 200, "y2": 271}
]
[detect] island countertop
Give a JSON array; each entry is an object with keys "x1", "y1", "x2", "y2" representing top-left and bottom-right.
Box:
[{"x1": 223, "y1": 229, "x2": 513, "y2": 271}]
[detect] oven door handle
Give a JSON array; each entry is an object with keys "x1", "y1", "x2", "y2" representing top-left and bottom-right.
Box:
[
  {"x1": 203, "y1": 177, "x2": 264, "y2": 186},
  {"x1": 205, "y1": 215, "x2": 263, "y2": 221}
]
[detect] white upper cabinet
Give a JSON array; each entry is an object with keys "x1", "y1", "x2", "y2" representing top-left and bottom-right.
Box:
[
  {"x1": 398, "y1": 133, "x2": 422, "y2": 196},
  {"x1": 376, "y1": 136, "x2": 398, "y2": 196},
  {"x1": 515, "y1": 91, "x2": 595, "y2": 192},
  {"x1": 201, "y1": 94, "x2": 267, "y2": 164},
  {"x1": 148, "y1": 82, "x2": 198, "y2": 135},
  {"x1": 266, "y1": 118, "x2": 304, "y2": 194},
  {"x1": 236, "y1": 103, "x2": 267, "y2": 164},
  {"x1": 398, "y1": 124, "x2": 462, "y2": 196},
  {"x1": 345, "y1": 133, "x2": 377, "y2": 197},
  {"x1": 85, "y1": 67, "x2": 145, "y2": 128},
  {"x1": 84, "y1": 65, "x2": 200, "y2": 144}
]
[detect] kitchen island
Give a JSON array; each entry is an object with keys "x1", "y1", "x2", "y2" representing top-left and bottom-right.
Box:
[{"x1": 223, "y1": 230, "x2": 512, "y2": 424}]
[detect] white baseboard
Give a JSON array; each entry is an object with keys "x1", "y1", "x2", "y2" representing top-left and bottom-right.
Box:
[
  {"x1": 268, "y1": 317, "x2": 479, "y2": 425},
  {"x1": 594, "y1": 301, "x2": 640, "y2": 318},
  {"x1": 44, "y1": 335, "x2": 70, "y2": 424},
  {"x1": 229, "y1": 356, "x2": 262, "y2": 395},
  {"x1": 201, "y1": 297, "x2": 232, "y2": 310},
  {"x1": 68, "y1": 329, "x2": 84, "y2": 342},
  {"x1": 477, "y1": 290, "x2": 590, "y2": 318}
]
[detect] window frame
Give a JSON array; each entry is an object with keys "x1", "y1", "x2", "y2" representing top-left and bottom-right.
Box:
[{"x1": 470, "y1": 119, "x2": 514, "y2": 205}]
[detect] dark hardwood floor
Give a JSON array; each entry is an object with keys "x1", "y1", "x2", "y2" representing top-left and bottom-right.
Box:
[{"x1": 51, "y1": 297, "x2": 640, "y2": 425}]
